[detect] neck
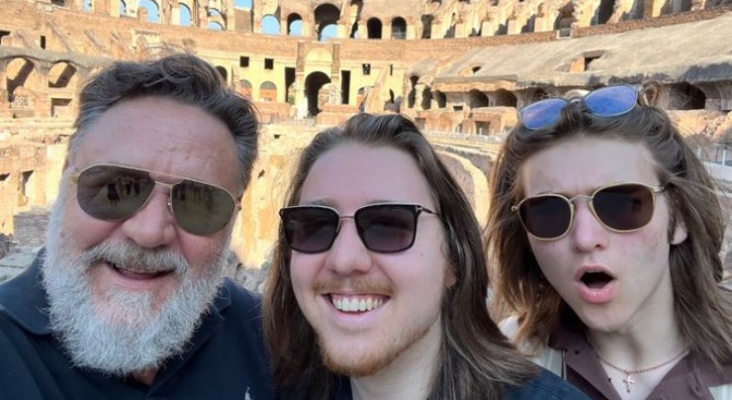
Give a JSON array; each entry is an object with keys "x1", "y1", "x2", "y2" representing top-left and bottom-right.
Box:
[
  {"x1": 588, "y1": 275, "x2": 685, "y2": 366},
  {"x1": 350, "y1": 320, "x2": 442, "y2": 400}
]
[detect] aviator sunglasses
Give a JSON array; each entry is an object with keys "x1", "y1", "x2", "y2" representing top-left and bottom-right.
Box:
[
  {"x1": 520, "y1": 85, "x2": 644, "y2": 131},
  {"x1": 512, "y1": 182, "x2": 666, "y2": 241},
  {"x1": 279, "y1": 203, "x2": 439, "y2": 254},
  {"x1": 71, "y1": 164, "x2": 239, "y2": 236}
]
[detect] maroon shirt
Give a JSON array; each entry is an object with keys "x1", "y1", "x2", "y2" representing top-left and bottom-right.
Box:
[{"x1": 548, "y1": 325, "x2": 732, "y2": 400}]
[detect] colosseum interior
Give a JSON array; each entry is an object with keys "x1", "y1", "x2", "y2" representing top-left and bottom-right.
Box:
[{"x1": 0, "y1": 0, "x2": 731, "y2": 284}]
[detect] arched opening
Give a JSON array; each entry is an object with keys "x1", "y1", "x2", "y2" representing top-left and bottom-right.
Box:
[
  {"x1": 391, "y1": 17, "x2": 407, "y2": 39},
  {"x1": 319, "y1": 24, "x2": 338, "y2": 41},
  {"x1": 215, "y1": 66, "x2": 227, "y2": 83},
  {"x1": 260, "y1": 81, "x2": 277, "y2": 102},
  {"x1": 208, "y1": 8, "x2": 225, "y2": 30},
  {"x1": 434, "y1": 91, "x2": 446, "y2": 108},
  {"x1": 7, "y1": 57, "x2": 38, "y2": 117},
  {"x1": 120, "y1": 0, "x2": 127, "y2": 15},
  {"x1": 367, "y1": 18, "x2": 382, "y2": 39},
  {"x1": 494, "y1": 89, "x2": 517, "y2": 107},
  {"x1": 234, "y1": 0, "x2": 251, "y2": 7},
  {"x1": 139, "y1": 0, "x2": 159, "y2": 22},
  {"x1": 421, "y1": 14, "x2": 433, "y2": 38},
  {"x1": 421, "y1": 86, "x2": 432, "y2": 110},
  {"x1": 261, "y1": 15, "x2": 280, "y2": 34},
  {"x1": 521, "y1": 15, "x2": 536, "y2": 32},
  {"x1": 408, "y1": 75, "x2": 419, "y2": 108},
  {"x1": 357, "y1": 86, "x2": 366, "y2": 111},
  {"x1": 48, "y1": 61, "x2": 77, "y2": 89},
  {"x1": 594, "y1": 0, "x2": 614, "y2": 25},
  {"x1": 666, "y1": 83, "x2": 706, "y2": 110},
  {"x1": 554, "y1": 2, "x2": 574, "y2": 30},
  {"x1": 239, "y1": 79, "x2": 252, "y2": 100},
  {"x1": 528, "y1": 88, "x2": 548, "y2": 105},
  {"x1": 287, "y1": 14, "x2": 303, "y2": 36},
  {"x1": 315, "y1": 4, "x2": 340, "y2": 40},
  {"x1": 469, "y1": 89, "x2": 489, "y2": 108},
  {"x1": 304, "y1": 72, "x2": 331, "y2": 116},
  {"x1": 178, "y1": 4, "x2": 192, "y2": 26}
]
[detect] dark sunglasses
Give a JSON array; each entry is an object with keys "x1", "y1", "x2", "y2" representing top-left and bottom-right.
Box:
[
  {"x1": 279, "y1": 203, "x2": 439, "y2": 254},
  {"x1": 520, "y1": 85, "x2": 645, "y2": 131},
  {"x1": 70, "y1": 164, "x2": 239, "y2": 236},
  {"x1": 512, "y1": 182, "x2": 665, "y2": 241}
]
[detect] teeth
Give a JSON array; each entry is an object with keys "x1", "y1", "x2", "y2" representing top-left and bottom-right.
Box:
[{"x1": 332, "y1": 295, "x2": 384, "y2": 312}]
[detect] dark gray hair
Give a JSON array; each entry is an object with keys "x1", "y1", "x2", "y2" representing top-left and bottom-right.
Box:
[{"x1": 69, "y1": 53, "x2": 259, "y2": 191}]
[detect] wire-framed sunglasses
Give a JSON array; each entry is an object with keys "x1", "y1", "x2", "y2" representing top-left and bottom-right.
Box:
[
  {"x1": 511, "y1": 182, "x2": 665, "y2": 241},
  {"x1": 279, "y1": 203, "x2": 439, "y2": 254},
  {"x1": 520, "y1": 85, "x2": 645, "y2": 131},
  {"x1": 70, "y1": 164, "x2": 239, "y2": 236}
]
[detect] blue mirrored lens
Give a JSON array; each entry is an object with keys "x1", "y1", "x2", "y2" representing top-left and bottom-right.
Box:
[
  {"x1": 584, "y1": 86, "x2": 637, "y2": 117},
  {"x1": 520, "y1": 98, "x2": 568, "y2": 130}
]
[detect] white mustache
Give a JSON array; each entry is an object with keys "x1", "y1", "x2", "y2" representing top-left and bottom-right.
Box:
[{"x1": 81, "y1": 240, "x2": 189, "y2": 275}]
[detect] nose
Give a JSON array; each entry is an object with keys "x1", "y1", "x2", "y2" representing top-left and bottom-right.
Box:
[
  {"x1": 568, "y1": 199, "x2": 609, "y2": 252},
  {"x1": 120, "y1": 187, "x2": 177, "y2": 248},
  {"x1": 324, "y1": 218, "x2": 374, "y2": 275}
]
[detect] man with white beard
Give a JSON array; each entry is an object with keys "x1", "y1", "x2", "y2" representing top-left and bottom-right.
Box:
[{"x1": 0, "y1": 54, "x2": 277, "y2": 399}]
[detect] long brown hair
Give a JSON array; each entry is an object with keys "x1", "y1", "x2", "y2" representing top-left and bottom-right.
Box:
[
  {"x1": 263, "y1": 113, "x2": 536, "y2": 399},
  {"x1": 487, "y1": 86, "x2": 732, "y2": 368}
]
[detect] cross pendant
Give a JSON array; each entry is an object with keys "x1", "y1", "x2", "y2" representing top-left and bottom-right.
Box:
[{"x1": 623, "y1": 374, "x2": 635, "y2": 393}]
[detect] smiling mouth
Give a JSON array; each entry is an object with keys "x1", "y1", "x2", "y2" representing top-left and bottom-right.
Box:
[
  {"x1": 580, "y1": 270, "x2": 614, "y2": 289},
  {"x1": 329, "y1": 294, "x2": 387, "y2": 312},
  {"x1": 109, "y1": 261, "x2": 174, "y2": 280}
]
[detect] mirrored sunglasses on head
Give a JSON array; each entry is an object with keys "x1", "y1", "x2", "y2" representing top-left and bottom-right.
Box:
[
  {"x1": 511, "y1": 182, "x2": 665, "y2": 240},
  {"x1": 279, "y1": 203, "x2": 439, "y2": 254},
  {"x1": 519, "y1": 85, "x2": 646, "y2": 131},
  {"x1": 70, "y1": 164, "x2": 239, "y2": 236}
]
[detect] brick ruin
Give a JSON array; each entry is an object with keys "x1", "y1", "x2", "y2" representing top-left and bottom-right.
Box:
[{"x1": 0, "y1": 0, "x2": 731, "y2": 275}]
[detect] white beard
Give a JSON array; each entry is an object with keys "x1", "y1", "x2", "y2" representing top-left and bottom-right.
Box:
[{"x1": 42, "y1": 185, "x2": 228, "y2": 376}]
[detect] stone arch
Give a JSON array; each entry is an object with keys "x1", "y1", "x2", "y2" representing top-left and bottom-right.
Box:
[
  {"x1": 494, "y1": 89, "x2": 517, "y2": 107},
  {"x1": 178, "y1": 3, "x2": 193, "y2": 26},
  {"x1": 434, "y1": 90, "x2": 447, "y2": 108},
  {"x1": 48, "y1": 61, "x2": 78, "y2": 89},
  {"x1": 287, "y1": 13, "x2": 303, "y2": 36},
  {"x1": 139, "y1": 0, "x2": 160, "y2": 22},
  {"x1": 421, "y1": 14, "x2": 434, "y2": 38},
  {"x1": 421, "y1": 86, "x2": 432, "y2": 110},
  {"x1": 665, "y1": 82, "x2": 706, "y2": 110},
  {"x1": 349, "y1": 0, "x2": 363, "y2": 38},
  {"x1": 6, "y1": 57, "x2": 40, "y2": 117},
  {"x1": 593, "y1": 0, "x2": 614, "y2": 25},
  {"x1": 408, "y1": 75, "x2": 419, "y2": 108},
  {"x1": 239, "y1": 79, "x2": 252, "y2": 99},
  {"x1": 305, "y1": 71, "x2": 331, "y2": 116},
  {"x1": 208, "y1": 8, "x2": 226, "y2": 30},
  {"x1": 261, "y1": 14, "x2": 280, "y2": 34},
  {"x1": 314, "y1": 3, "x2": 340, "y2": 39},
  {"x1": 260, "y1": 81, "x2": 277, "y2": 102},
  {"x1": 469, "y1": 89, "x2": 489, "y2": 108},
  {"x1": 391, "y1": 16, "x2": 407, "y2": 39},
  {"x1": 554, "y1": 2, "x2": 574, "y2": 30},
  {"x1": 367, "y1": 17, "x2": 383, "y2": 39}
]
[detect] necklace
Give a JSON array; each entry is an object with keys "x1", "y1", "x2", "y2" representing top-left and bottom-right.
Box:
[{"x1": 593, "y1": 347, "x2": 689, "y2": 394}]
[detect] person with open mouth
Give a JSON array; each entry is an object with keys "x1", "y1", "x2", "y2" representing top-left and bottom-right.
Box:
[
  {"x1": 263, "y1": 113, "x2": 589, "y2": 400},
  {"x1": 488, "y1": 84, "x2": 732, "y2": 400}
]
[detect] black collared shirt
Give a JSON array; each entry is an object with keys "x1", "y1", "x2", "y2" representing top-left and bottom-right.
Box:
[{"x1": 0, "y1": 251, "x2": 277, "y2": 400}]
